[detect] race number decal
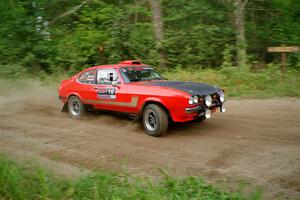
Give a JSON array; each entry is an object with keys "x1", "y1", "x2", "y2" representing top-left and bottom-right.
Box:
[{"x1": 97, "y1": 88, "x2": 116, "y2": 100}]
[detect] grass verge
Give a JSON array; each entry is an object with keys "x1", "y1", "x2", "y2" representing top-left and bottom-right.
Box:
[
  {"x1": 0, "y1": 156, "x2": 261, "y2": 200},
  {"x1": 163, "y1": 65, "x2": 300, "y2": 98},
  {"x1": 1, "y1": 64, "x2": 299, "y2": 98}
]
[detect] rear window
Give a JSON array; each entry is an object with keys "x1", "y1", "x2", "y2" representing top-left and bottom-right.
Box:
[{"x1": 77, "y1": 70, "x2": 97, "y2": 84}]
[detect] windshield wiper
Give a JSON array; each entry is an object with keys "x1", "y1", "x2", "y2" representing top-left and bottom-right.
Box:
[
  {"x1": 150, "y1": 77, "x2": 165, "y2": 80},
  {"x1": 130, "y1": 78, "x2": 142, "y2": 82}
]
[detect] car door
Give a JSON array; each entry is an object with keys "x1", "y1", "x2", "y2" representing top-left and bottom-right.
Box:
[{"x1": 91, "y1": 68, "x2": 129, "y2": 112}]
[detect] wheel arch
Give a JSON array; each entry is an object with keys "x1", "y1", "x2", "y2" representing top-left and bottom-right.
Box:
[
  {"x1": 67, "y1": 92, "x2": 83, "y2": 101},
  {"x1": 67, "y1": 93, "x2": 94, "y2": 111},
  {"x1": 61, "y1": 93, "x2": 82, "y2": 113},
  {"x1": 138, "y1": 99, "x2": 172, "y2": 121}
]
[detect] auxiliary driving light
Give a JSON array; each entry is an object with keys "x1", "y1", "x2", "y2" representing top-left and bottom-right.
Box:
[
  {"x1": 188, "y1": 96, "x2": 194, "y2": 105},
  {"x1": 220, "y1": 106, "x2": 226, "y2": 113},
  {"x1": 204, "y1": 95, "x2": 212, "y2": 107},
  {"x1": 205, "y1": 109, "x2": 211, "y2": 119},
  {"x1": 219, "y1": 91, "x2": 225, "y2": 103}
]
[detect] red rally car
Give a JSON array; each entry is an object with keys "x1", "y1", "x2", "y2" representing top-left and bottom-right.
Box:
[{"x1": 59, "y1": 60, "x2": 226, "y2": 136}]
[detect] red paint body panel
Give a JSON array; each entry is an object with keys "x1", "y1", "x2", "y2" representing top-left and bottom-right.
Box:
[{"x1": 59, "y1": 61, "x2": 221, "y2": 122}]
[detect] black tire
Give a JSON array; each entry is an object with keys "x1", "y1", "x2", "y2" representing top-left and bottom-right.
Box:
[
  {"x1": 68, "y1": 96, "x2": 86, "y2": 119},
  {"x1": 143, "y1": 104, "x2": 168, "y2": 137}
]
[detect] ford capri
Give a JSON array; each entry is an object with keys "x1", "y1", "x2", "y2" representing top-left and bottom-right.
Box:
[{"x1": 59, "y1": 60, "x2": 226, "y2": 136}]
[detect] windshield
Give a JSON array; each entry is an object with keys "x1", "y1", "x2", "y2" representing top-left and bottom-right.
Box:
[{"x1": 120, "y1": 67, "x2": 165, "y2": 82}]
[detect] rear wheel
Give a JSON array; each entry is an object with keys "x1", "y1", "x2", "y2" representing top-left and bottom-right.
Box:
[
  {"x1": 143, "y1": 104, "x2": 168, "y2": 137},
  {"x1": 68, "y1": 96, "x2": 86, "y2": 119}
]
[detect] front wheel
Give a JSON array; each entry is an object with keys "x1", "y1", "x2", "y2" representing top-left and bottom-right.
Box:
[
  {"x1": 68, "y1": 96, "x2": 86, "y2": 119},
  {"x1": 143, "y1": 104, "x2": 168, "y2": 137}
]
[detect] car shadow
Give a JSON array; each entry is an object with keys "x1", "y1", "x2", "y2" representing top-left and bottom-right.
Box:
[{"x1": 84, "y1": 110, "x2": 222, "y2": 137}]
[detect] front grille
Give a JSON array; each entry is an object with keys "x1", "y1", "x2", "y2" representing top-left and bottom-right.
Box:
[
  {"x1": 212, "y1": 93, "x2": 218, "y2": 100},
  {"x1": 211, "y1": 93, "x2": 218, "y2": 104}
]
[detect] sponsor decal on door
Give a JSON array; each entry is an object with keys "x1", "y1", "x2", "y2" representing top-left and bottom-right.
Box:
[{"x1": 97, "y1": 88, "x2": 116, "y2": 100}]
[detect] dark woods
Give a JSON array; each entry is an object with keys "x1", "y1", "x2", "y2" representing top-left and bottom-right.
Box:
[{"x1": 0, "y1": 0, "x2": 299, "y2": 75}]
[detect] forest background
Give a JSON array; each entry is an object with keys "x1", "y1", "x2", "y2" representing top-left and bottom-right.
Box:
[{"x1": 1, "y1": 0, "x2": 300, "y2": 97}]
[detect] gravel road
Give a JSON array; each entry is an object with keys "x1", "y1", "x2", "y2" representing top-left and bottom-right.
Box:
[{"x1": 0, "y1": 83, "x2": 299, "y2": 199}]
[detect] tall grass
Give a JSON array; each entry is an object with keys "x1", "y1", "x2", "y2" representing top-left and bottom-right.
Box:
[
  {"x1": 163, "y1": 64, "x2": 300, "y2": 98},
  {"x1": 1, "y1": 63, "x2": 299, "y2": 98},
  {"x1": 0, "y1": 156, "x2": 261, "y2": 200}
]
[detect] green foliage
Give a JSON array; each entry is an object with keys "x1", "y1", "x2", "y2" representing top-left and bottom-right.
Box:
[
  {"x1": 0, "y1": 64, "x2": 27, "y2": 78},
  {"x1": 246, "y1": 0, "x2": 300, "y2": 69},
  {"x1": 0, "y1": 0, "x2": 299, "y2": 98},
  {"x1": 1, "y1": 0, "x2": 299, "y2": 74},
  {"x1": 1, "y1": 63, "x2": 299, "y2": 98},
  {"x1": 0, "y1": 156, "x2": 70, "y2": 200},
  {"x1": 221, "y1": 45, "x2": 235, "y2": 69},
  {"x1": 163, "y1": 0, "x2": 234, "y2": 68},
  {"x1": 0, "y1": 156, "x2": 261, "y2": 200}
]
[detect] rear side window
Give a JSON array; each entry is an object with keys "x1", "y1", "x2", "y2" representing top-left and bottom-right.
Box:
[
  {"x1": 77, "y1": 70, "x2": 97, "y2": 84},
  {"x1": 97, "y1": 69, "x2": 119, "y2": 85}
]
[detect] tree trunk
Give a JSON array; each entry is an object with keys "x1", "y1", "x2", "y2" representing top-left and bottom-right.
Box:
[
  {"x1": 234, "y1": 0, "x2": 248, "y2": 69},
  {"x1": 148, "y1": 0, "x2": 166, "y2": 68},
  {"x1": 50, "y1": 0, "x2": 90, "y2": 25}
]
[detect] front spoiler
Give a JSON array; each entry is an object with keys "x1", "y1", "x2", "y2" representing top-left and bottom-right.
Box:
[
  {"x1": 185, "y1": 106, "x2": 205, "y2": 113},
  {"x1": 185, "y1": 101, "x2": 225, "y2": 114}
]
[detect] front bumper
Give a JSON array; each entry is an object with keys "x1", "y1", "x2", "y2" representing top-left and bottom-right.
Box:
[
  {"x1": 185, "y1": 105, "x2": 204, "y2": 113},
  {"x1": 185, "y1": 100, "x2": 225, "y2": 116},
  {"x1": 169, "y1": 94, "x2": 226, "y2": 123}
]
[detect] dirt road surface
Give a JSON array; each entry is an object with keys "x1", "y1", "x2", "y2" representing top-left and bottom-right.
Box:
[{"x1": 0, "y1": 82, "x2": 299, "y2": 199}]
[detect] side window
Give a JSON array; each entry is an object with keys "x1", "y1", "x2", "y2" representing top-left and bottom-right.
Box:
[
  {"x1": 97, "y1": 69, "x2": 119, "y2": 85},
  {"x1": 78, "y1": 70, "x2": 97, "y2": 84}
]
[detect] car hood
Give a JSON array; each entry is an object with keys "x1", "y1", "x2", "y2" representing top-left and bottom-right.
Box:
[{"x1": 145, "y1": 81, "x2": 220, "y2": 96}]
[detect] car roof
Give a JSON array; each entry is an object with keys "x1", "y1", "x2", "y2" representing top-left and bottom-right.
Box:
[{"x1": 84, "y1": 60, "x2": 149, "y2": 71}]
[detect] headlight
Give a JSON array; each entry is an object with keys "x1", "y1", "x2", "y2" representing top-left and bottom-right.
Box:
[
  {"x1": 219, "y1": 91, "x2": 225, "y2": 103},
  {"x1": 189, "y1": 96, "x2": 199, "y2": 104},
  {"x1": 204, "y1": 95, "x2": 212, "y2": 107},
  {"x1": 193, "y1": 95, "x2": 199, "y2": 104},
  {"x1": 188, "y1": 96, "x2": 194, "y2": 105}
]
